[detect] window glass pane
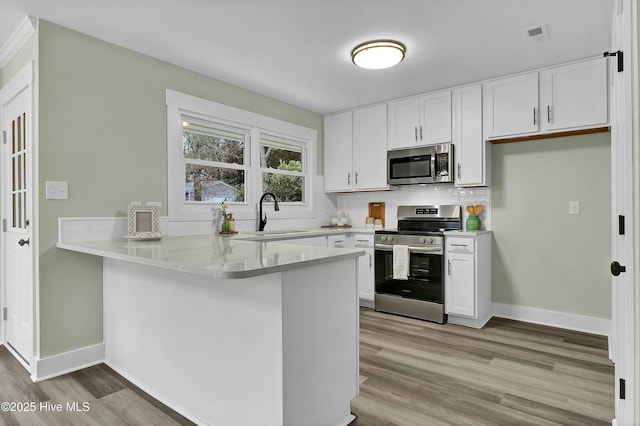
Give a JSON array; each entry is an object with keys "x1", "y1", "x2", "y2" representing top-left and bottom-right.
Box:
[
  {"x1": 186, "y1": 163, "x2": 245, "y2": 202},
  {"x1": 260, "y1": 138, "x2": 302, "y2": 170},
  {"x1": 262, "y1": 172, "x2": 304, "y2": 202},
  {"x1": 183, "y1": 121, "x2": 245, "y2": 165}
]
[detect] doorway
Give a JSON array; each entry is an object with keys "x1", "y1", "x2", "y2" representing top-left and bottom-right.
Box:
[{"x1": 1, "y1": 61, "x2": 35, "y2": 371}]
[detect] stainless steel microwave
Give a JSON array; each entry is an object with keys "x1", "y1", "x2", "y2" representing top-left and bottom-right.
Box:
[{"x1": 387, "y1": 143, "x2": 454, "y2": 185}]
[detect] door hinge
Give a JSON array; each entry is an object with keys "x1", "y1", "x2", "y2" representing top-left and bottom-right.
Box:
[
  {"x1": 604, "y1": 50, "x2": 623, "y2": 72},
  {"x1": 2, "y1": 219, "x2": 6, "y2": 232},
  {"x1": 618, "y1": 215, "x2": 625, "y2": 235},
  {"x1": 619, "y1": 378, "x2": 626, "y2": 399},
  {"x1": 2, "y1": 307, "x2": 6, "y2": 321}
]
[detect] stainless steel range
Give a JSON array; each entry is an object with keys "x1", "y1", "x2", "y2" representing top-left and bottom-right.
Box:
[{"x1": 374, "y1": 205, "x2": 462, "y2": 323}]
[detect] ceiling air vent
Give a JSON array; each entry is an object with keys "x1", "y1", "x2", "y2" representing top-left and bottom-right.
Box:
[{"x1": 523, "y1": 24, "x2": 549, "y2": 43}]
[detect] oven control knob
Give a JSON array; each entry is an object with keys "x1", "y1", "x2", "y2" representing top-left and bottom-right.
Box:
[
  {"x1": 419, "y1": 237, "x2": 426, "y2": 243},
  {"x1": 428, "y1": 237, "x2": 434, "y2": 244},
  {"x1": 387, "y1": 235, "x2": 393, "y2": 242}
]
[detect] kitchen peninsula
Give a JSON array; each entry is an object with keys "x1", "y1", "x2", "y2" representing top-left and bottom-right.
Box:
[{"x1": 57, "y1": 234, "x2": 363, "y2": 426}]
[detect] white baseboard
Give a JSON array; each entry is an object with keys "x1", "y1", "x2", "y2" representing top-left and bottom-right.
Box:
[
  {"x1": 31, "y1": 343, "x2": 105, "y2": 382},
  {"x1": 492, "y1": 302, "x2": 611, "y2": 337},
  {"x1": 359, "y1": 298, "x2": 375, "y2": 309}
]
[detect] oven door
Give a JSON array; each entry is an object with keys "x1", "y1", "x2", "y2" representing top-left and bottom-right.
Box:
[{"x1": 374, "y1": 245, "x2": 444, "y2": 303}]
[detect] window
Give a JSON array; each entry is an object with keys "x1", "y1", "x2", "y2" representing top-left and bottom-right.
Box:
[
  {"x1": 182, "y1": 118, "x2": 248, "y2": 203},
  {"x1": 167, "y1": 90, "x2": 316, "y2": 222},
  {"x1": 260, "y1": 136, "x2": 305, "y2": 203}
]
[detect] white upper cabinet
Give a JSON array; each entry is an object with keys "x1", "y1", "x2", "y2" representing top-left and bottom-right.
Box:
[
  {"x1": 353, "y1": 104, "x2": 388, "y2": 190},
  {"x1": 324, "y1": 104, "x2": 388, "y2": 192},
  {"x1": 484, "y1": 57, "x2": 608, "y2": 139},
  {"x1": 483, "y1": 72, "x2": 539, "y2": 138},
  {"x1": 540, "y1": 57, "x2": 608, "y2": 131},
  {"x1": 387, "y1": 96, "x2": 420, "y2": 150},
  {"x1": 388, "y1": 90, "x2": 452, "y2": 150},
  {"x1": 421, "y1": 90, "x2": 452, "y2": 145},
  {"x1": 453, "y1": 84, "x2": 484, "y2": 187},
  {"x1": 324, "y1": 111, "x2": 353, "y2": 191}
]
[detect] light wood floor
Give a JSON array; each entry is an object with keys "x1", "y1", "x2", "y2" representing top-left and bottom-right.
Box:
[
  {"x1": 0, "y1": 308, "x2": 613, "y2": 425},
  {"x1": 351, "y1": 308, "x2": 614, "y2": 426},
  {"x1": 0, "y1": 347, "x2": 195, "y2": 425}
]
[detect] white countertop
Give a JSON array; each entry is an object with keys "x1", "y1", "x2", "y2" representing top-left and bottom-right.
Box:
[
  {"x1": 233, "y1": 226, "x2": 377, "y2": 241},
  {"x1": 57, "y1": 233, "x2": 364, "y2": 279},
  {"x1": 444, "y1": 230, "x2": 493, "y2": 236}
]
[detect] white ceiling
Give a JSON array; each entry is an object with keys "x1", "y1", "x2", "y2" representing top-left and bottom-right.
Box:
[{"x1": 0, "y1": 0, "x2": 615, "y2": 114}]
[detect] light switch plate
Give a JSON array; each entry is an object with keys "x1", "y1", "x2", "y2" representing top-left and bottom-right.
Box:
[
  {"x1": 46, "y1": 181, "x2": 68, "y2": 200},
  {"x1": 569, "y1": 200, "x2": 580, "y2": 215}
]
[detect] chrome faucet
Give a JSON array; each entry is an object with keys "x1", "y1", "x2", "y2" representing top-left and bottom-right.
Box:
[{"x1": 258, "y1": 192, "x2": 280, "y2": 231}]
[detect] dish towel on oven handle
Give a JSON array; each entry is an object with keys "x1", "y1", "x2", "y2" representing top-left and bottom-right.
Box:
[{"x1": 392, "y1": 244, "x2": 409, "y2": 280}]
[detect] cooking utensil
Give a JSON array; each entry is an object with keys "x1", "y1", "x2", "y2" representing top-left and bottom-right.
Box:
[{"x1": 368, "y1": 202, "x2": 385, "y2": 228}]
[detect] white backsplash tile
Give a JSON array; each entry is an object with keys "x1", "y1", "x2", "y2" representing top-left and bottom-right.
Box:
[{"x1": 335, "y1": 185, "x2": 491, "y2": 230}]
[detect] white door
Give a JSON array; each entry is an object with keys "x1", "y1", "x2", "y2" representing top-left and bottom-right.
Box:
[
  {"x1": 453, "y1": 84, "x2": 484, "y2": 186},
  {"x1": 387, "y1": 96, "x2": 420, "y2": 150},
  {"x1": 1, "y1": 63, "x2": 35, "y2": 369},
  {"x1": 483, "y1": 72, "x2": 539, "y2": 138},
  {"x1": 446, "y1": 253, "x2": 475, "y2": 318},
  {"x1": 540, "y1": 58, "x2": 608, "y2": 132},
  {"x1": 609, "y1": 0, "x2": 635, "y2": 423},
  {"x1": 324, "y1": 111, "x2": 353, "y2": 191},
  {"x1": 420, "y1": 90, "x2": 452, "y2": 144},
  {"x1": 353, "y1": 103, "x2": 387, "y2": 190}
]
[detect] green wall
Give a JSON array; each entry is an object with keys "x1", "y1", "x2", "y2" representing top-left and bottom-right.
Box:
[
  {"x1": 37, "y1": 21, "x2": 323, "y2": 357},
  {"x1": 491, "y1": 132, "x2": 611, "y2": 319}
]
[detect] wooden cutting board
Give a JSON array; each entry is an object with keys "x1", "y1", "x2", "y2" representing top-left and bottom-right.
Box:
[{"x1": 368, "y1": 202, "x2": 385, "y2": 227}]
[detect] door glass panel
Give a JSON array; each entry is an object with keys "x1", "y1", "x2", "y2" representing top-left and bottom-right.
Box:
[{"x1": 11, "y1": 112, "x2": 27, "y2": 229}]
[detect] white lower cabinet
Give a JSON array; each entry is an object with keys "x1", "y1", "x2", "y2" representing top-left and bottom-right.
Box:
[
  {"x1": 445, "y1": 232, "x2": 492, "y2": 328},
  {"x1": 354, "y1": 234, "x2": 375, "y2": 304},
  {"x1": 276, "y1": 232, "x2": 375, "y2": 306},
  {"x1": 284, "y1": 236, "x2": 328, "y2": 247},
  {"x1": 327, "y1": 234, "x2": 348, "y2": 248}
]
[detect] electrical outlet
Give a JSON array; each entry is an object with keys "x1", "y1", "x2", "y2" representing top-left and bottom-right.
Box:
[
  {"x1": 46, "y1": 181, "x2": 69, "y2": 200},
  {"x1": 569, "y1": 201, "x2": 580, "y2": 215}
]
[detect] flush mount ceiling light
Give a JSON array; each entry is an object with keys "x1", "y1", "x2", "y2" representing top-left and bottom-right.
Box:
[{"x1": 351, "y1": 40, "x2": 406, "y2": 70}]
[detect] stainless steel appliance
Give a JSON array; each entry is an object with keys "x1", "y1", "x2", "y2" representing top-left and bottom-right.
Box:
[
  {"x1": 374, "y1": 205, "x2": 462, "y2": 323},
  {"x1": 387, "y1": 143, "x2": 454, "y2": 185}
]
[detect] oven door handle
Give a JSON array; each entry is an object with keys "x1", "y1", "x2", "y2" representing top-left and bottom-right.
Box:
[{"x1": 374, "y1": 243, "x2": 442, "y2": 254}]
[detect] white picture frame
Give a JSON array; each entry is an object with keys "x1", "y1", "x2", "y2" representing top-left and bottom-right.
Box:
[{"x1": 127, "y1": 202, "x2": 162, "y2": 240}]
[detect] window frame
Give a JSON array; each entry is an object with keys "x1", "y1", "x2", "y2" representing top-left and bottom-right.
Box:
[
  {"x1": 166, "y1": 90, "x2": 316, "y2": 222},
  {"x1": 182, "y1": 116, "x2": 250, "y2": 204},
  {"x1": 257, "y1": 132, "x2": 308, "y2": 205}
]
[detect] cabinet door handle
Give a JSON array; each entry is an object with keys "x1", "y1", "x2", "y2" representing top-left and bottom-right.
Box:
[
  {"x1": 447, "y1": 260, "x2": 451, "y2": 275},
  {"x1": 420, "y1": 125, "x2": 423, "y2": 140},
  {"x1": 347, "y1": 173, "x2": 351, "y2": 186},
  {"x1": 533, "y1": 107, "x2": 537, "y2": 125},
  {"x1": 355, "y1": 172, "x2": 359, "y2": 185},
  {"x1": 547, "y1": 105, "x2": 551, "y2": 123},
  {"x1": 414, "y1": 126, "x2": 418, "y2": 141},
  {"x1": 457, "y1": 164, "x2": 461, "y2": 180},
  {"x1": 368, "y1": 253, "x2": 373, "y2": 268}
]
